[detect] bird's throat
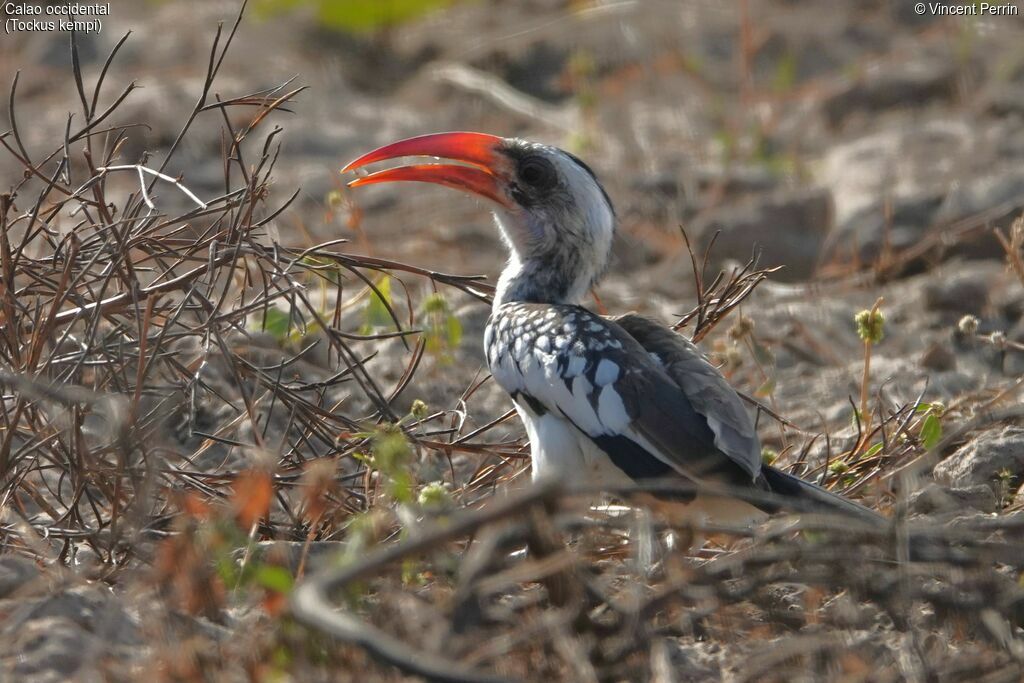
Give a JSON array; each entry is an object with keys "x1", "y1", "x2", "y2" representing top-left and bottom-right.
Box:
[
  {"x1": 494, "y1": 255, "x2": 591, "y2": 307},
  {"x1": 491, "y1": 210, "x2": 610, "y2": 308}
]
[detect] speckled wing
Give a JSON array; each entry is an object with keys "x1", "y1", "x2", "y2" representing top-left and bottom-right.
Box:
[
  {"x1": 610, "y1": 313, "x2": 883, "y2": 522},
  {"x1": 612, "y1": 313, "x2": 762, "y2": 480},
  {"x1": 485, "y1": 303, "x2": 763, "y2": 488}
]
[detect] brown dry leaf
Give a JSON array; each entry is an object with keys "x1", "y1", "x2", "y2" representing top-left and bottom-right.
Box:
[
  {"x1": 262, "y1": 589, "x2": 288, "y2": 616},
  {"x1": 232, "y1": 469, "x2": 273, "y2": 529},
  {"x1": 299, "y1": 458, "x2": 338, "y2": 523},
  {"x1": 176, "y1": 490, "x2": 212, "y2": 520}
]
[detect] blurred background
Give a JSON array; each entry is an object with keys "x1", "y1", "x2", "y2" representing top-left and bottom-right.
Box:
[
  {"x1": 4, "y1": 0, "x2": 1024, "y2": 451},
  {"x1": 4, "y1": 0, "x2": 1023, "y2": 291}
]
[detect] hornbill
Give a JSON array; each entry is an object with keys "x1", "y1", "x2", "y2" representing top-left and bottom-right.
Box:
[{"x1": 343, "y1": 132, "x2": 883, "y2": 529}]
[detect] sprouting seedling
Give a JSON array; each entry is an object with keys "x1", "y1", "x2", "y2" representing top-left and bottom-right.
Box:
[
  {"x1": 854, "y1": 297, "x2": 884, "y2": 442},
  {"x1": 421, "y1": 292, "x2": 462, "y2": 364},
  {"x1": 370, "y1": 423, "x2": 415, "y2": 505},
  {"x1": 417, "y1": 481, "x2": 453, "y2": 511},
  {"x1": 828, "y1": 459, "x2": 856, "y2": 488},
  {"x1": 916, "y1": 401, "x2": 945, "y2": 451},
  {"x1": 855, "y1": 301, "x2": 886, "y2": 345},
  {"x1": 409, "y1": 399, "x2": 429, "y2": 422},
  {"x1": 996, "y1": 468, "x2": 1016, "y2": 509}
]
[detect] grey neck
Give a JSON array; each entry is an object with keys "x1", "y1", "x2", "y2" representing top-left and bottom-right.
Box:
[{"x1": 493, "y1": 253, "x2": 591, "y2": 308}]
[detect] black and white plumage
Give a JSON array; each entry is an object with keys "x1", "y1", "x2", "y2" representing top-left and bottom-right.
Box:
[{"x1": 344, "y1": 132, "x2": 881, "y2": 527}]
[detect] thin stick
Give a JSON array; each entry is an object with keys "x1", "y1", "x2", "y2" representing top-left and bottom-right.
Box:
[{"x1": 97, "y1": 165, "x2": 208, "y2": 209}]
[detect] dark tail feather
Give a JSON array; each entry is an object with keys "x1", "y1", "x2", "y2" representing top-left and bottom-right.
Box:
[
  {"x1": 760, "y1": 465, "x2": 969, "y2": 563},
  {"x1": 760, "y1": 464, "x2": 885, "y2": 525}
]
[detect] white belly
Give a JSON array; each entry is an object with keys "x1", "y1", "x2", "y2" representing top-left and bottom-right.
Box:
[
  {"x1": 515, "y1": 405, "x2": 767, "y2": 530},
  {"x1": 516, "y1": 406, "x2": 633, "y2": 490}
]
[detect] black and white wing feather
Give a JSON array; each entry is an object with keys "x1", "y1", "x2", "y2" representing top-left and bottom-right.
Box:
[
  {"x1": 486, "y1": 303, "x2": 767, "y2": 491},
  {"x1": 613, "y1": 313, "x2": 762, "y2": 479},
  {"x1": 486, "y1": 304, "x2": 883, "y2": 522},
  {"x1": 615, "y1": 313, "x2": 883, "y2": 522}
]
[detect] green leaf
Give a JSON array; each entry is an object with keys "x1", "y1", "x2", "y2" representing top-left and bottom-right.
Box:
[
  {"x1": 254, "y1": 0, "x2": 462, "y2": 33},
  {"x1": 920, "y1": 413, "x2": 942, "y2": 450},
  {"x1": 261, "y1": 307, "x2": 293, "y2": 343},
  {"x1": 863, "y1": 442, "x2": 884, "y2": 458},
  {"x1": 319, "y1": 0, "x2": 457, "y2": 32},
  {"x1": 755, "y1": 377, "x2": 776, "y2": 397},
  {"x1": 421, "y1": 292, "x2": 461, "y2": 362},
  {"x1": 772, "y1": 51, "x2": 798, "y2": 92},
  {"x1": 214, "y1": 553, "x2": 238, "y2": 586},
  {"x1": 253, "y1": 564, "x2": 294, "y2": 593},
  {"x1": 361, "y1": 276, "x2": 395, "y2": 334},
  {"x1": 445, "y1": 314, "x2": 462, "y2": 349}
]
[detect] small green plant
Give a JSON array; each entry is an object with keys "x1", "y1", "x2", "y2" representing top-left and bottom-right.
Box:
[
  {"x1": 828, "y1": 460, "x2": 849, "y2": 476},
  {"x1": 729, "y1": 315, "x2": 775, "y2": 381},
  {"x1": 855, "y1": 303, "x2": 886, "y2": 345},
  {"x1": 772, "y1": 50, "x2": 798, "y2": 93},
  {"x1": 345, "y1": 402, "x2": 431, "y2": 510},
  {"x1": 916, "y1": 401, "x2": 945, "y2": 450},
  {"x1": 410, "y1": 398, "x2": 429, "y2": 421},
  {"x1": 360, "y1": 275, "x2": 396, "y2": 335},
  {"x1": 729, "y1": 315, "x2": 783, "y2": 443},
  {"x1": 257, "y1": 306, "x2": 317, "y2": 347},
  {"x1": 827, "y1": 460, "x2": 857, "y2": 488},
  {"x1": 854, "y1": 298, "x2": 885, "y2": 440},
  {"x1": 996, "y1": 468, "x2": 1017, "y2": 509},
  {"x1": 421, "y1": 292, "x2": 462, "y2": 364},
  {"x1": 253, "y1": 0, "x2": 462, "y2": 33},
  {"x1": 370, "y1": 423, "x2": 415, "y2": 504},
  {"x1": 418, "y1": 480, "x2": 454, "y2": 510}
]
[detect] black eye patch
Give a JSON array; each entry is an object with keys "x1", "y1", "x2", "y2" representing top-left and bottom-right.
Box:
[{"x1": 517, "y1": 156, "x2": 558, "y2": 191}]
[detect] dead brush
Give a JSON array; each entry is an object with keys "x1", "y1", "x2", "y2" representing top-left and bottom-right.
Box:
[
  {"x1": 0, "y1": 6, "x2": 510, "y2": 576},
  {"x1": 291, "y1": 477, "x2": 1024, "y2": 682}
]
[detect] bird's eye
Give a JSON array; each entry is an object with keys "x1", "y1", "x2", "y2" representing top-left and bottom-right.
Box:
[{"x1": 518, "y1": 156, "x2": 557, "y2": 190}]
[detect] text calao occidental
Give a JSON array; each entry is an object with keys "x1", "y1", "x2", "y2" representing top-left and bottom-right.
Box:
[
  {"x1": 4, "y1": 2, "x2": 109, "y2": 32},
  {"x1": 4, "y1": 2, "x2": 109, "y2": 13}
]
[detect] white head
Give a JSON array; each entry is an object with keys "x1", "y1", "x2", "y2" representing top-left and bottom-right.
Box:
[{"x1": 343, "y1": 132, "x2": 616, "y2": 306}]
